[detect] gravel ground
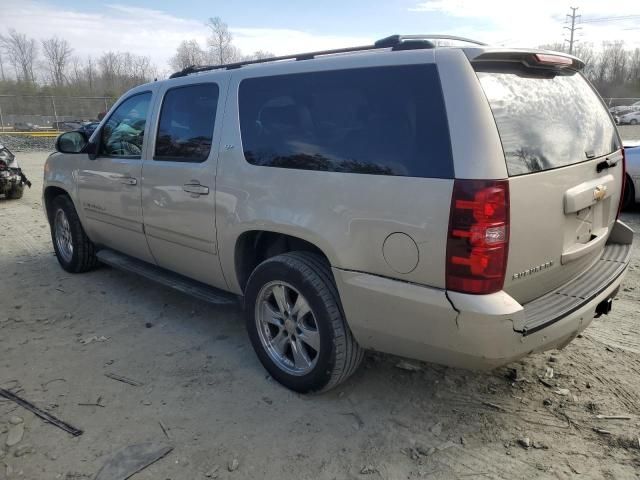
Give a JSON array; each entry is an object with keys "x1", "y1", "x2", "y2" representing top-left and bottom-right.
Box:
[
  {"x1": 0, "y1": 152, "x2": 640, "y2": 479},
  {"x1": 0, "y1": 135, "x2": 56, "y2": 152}
]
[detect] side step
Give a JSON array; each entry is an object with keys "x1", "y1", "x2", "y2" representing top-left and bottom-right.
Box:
[{"x1": 96, "y1": 249, "x2": 239, "y2": 306}]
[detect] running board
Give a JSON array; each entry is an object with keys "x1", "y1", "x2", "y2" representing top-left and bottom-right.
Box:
[{"x1": 96, "y1": 249, "x2": 239, "y2": 306}]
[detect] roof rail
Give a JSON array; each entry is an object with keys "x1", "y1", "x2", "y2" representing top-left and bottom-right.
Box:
[
  {"x1": 169, "y1": 33, "x2": 486, "y2": 79},
  {"x1": 375, "y1": 34, "x2": 487, "y2": 47}
]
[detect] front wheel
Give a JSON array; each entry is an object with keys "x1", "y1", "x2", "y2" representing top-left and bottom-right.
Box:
[
  {"x1": 50, "y1": 195, "x2": 99, "y2": 273},
  {"x1": 245, "y1": 252, "x2": 364, "y2": 393}
]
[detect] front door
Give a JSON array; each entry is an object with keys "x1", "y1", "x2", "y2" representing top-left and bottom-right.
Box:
[
  {"x1": 76, "y1": 91, "x2": 155, "y2": 263},
  {"x1": 141, "y1": 80, "x2": 228, "y2": 290}
]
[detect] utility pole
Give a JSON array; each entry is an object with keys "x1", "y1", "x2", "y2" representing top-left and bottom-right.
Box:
[{"x1": 564, "y1": 7, "x2": 581, "y2": 54}]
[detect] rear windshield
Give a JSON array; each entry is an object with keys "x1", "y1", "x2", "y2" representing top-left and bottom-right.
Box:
[
  {"x1": 238, "y1": 65, "x2": 454, "y2": 178},
  {"x1": 476, "y1": 66, "x2": 620, "y2": 176}
]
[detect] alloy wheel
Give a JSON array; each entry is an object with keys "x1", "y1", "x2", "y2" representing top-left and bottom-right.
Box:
[
  {"x1": 255, "y1": 281, "x2": 320, "y2": 376},
  {"x1": 54, "y1": 209, "x2": 73, "y2": 263}
]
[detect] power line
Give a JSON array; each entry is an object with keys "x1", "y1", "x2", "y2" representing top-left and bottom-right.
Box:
[
  {"x1": 580, "y1": 14, "x2": 640, "y2": 24},
  {"x1": 564, "y1": 6, "x2": 581, "y2": 54}
]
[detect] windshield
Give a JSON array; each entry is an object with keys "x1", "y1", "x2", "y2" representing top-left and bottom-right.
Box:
[{"x1": 476, "y1": 65, "x2": 621, "y2": 176}]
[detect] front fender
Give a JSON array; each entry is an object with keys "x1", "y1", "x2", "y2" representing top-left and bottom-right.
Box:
[{"x1": 43, "y1": 152, "x2": 81, "y2": 221}]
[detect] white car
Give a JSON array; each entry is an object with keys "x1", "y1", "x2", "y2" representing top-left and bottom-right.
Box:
[
  {"x1": 619, "y1": 110, "x2": 640, "y2": 125},
  {"x1": 624, "y1": 141, "x2": 640, "y2": 206}
]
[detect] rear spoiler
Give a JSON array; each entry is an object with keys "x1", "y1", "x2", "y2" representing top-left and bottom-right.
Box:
[{"x1": 463, "y1": 48, "x2": 585, "y2": 71}]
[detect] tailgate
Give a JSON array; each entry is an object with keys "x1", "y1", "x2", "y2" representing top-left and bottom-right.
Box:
[{"x1": 474, "y1": 59, "x2": 623, "y2": 303}]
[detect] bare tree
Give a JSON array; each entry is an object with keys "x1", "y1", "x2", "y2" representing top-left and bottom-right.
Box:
[
  {"x1": 98, "y1": 51, "x2": 122, "y2": 92},
  {"x1": 206, "y1": 17, "x2": 241, "y2": 65},
  {"x1": 538, "y1": 42, "x2": 566, "y2": 53},
  {"x1": 0, "y1": 52, "x2": 6, "y2": 82},
  {"x1": 0, "y1": 29, "x2": 38, "y2": 82},
  {"x1": 627, "y1": 48, "x2": 640, "y2": 84},
  {"x1": 243, "y1": 50, "x2": 275, "y2": 61},
  {"x1": 42, "y1": 36, "x2": 73, "y2": 86},
  {"x1": 170, "y1": 39, "x2": 206, "y2": 70},
  {"x1": 573, "y1": 44, "x2": 597, "y2": 80},
  {"x1": 604, "y1": 41, "x2": 627, "y2": 85}
]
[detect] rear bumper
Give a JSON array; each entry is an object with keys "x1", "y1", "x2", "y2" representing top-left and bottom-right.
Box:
[{"x1": 333, "y1": 221, "x2": 633, "y2": 370}]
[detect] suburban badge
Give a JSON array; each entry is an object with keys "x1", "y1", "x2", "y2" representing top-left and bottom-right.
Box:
[{"x1": 512, "y1": 261, "x2": 554, "y2": 280}]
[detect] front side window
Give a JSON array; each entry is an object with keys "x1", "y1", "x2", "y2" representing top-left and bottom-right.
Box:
[
  {"x1": 238, "y1": 65, "x2": 453, "y2": 178},
  {"x1": 155, "y1": 83, "x2": 220, "y2": 162},
  {"x1": 100, "y1": 92, "x2": 151, "y2": 158}
]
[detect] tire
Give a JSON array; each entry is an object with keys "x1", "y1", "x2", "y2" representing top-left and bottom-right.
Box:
[
  {"x1": 50, "y1": 195, "x2": 99, "y2": 273},
  {"x1": 7, "y1": 184, "x2": 23, "y2": 199},
  {"x1": 622, "y1": 174, "x2": 635, "y2": 210},
  {"x1": 631, "y1": 119, "x2": 638, "y2": 125},
  {"x1": 245, "y1": 252, "x2": 364, "y2": 393}
]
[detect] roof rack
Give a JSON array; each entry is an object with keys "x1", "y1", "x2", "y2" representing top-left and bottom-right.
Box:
[{"x1": 169, "y1": 34, "x2": 487, "y2": 79}]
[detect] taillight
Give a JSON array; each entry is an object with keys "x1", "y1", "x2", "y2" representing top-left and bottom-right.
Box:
[
  {"x1": 446, "y1": 179, "x2": 510, "y2": 295},
  {"x1": 533, "y1": 53, "x2": 573, "y2": 67},
  {"x1": 0, "y1": 160, "x2": 6, "y2": 171},
  {"x1": 617, "y1": 149, "x2": 626, "y2": 220}
]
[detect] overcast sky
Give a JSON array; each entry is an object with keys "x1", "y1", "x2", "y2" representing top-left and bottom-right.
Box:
[{"x1": 1, "y1": 0, "x2": 639, "y2": 73}]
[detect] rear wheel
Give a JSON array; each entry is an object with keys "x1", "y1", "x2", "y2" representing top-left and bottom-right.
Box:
[
  {"x1": 50, "y1": 195, "x2": 98, "y2": 273},
  {"x1": 630, "y1": 119, "x2": 638, "y2": 125},
  {"x1": 245, "y1": 252, "x2": 364, "y2": 393},
  {"x1": 7, "y1": 184, "x2": 23, "y2": 199}
]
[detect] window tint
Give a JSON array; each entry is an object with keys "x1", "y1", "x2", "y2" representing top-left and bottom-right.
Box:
[
  {"x1": 238, "y1": 65, "x2": 453, "y2": 178},
  {"x1": 476, "y1": 66, "x2": 620, "y2": 176},
  {"x1": 100, "y1": 92, "x2": 151, "y2": 158},
  {"x1": 155, "y1": 83, "x2": 219, "y2": 162}
]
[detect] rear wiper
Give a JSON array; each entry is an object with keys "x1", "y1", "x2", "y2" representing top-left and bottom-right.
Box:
[{"x1": 596, "y1": 158, "x2": 619, "y2": 173}]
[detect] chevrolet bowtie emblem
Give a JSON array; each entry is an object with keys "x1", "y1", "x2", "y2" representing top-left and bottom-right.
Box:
[{"x1": 593, "y1": 185, "x2": 607, "y2": 202}]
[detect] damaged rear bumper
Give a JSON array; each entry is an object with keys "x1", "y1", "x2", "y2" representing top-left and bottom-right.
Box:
[{"x1": 333, "y1": 220, "x2": 633, "y2": 370}]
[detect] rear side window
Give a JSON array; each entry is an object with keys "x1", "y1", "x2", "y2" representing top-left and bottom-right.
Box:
[
  {"x1": 155, "y1": 83, "x2": 219, "y2": 162},
  {"x1": 238, "y1": 65, "x2": 453, "y2": 178},
  {"x1": 476, "y1": 66, "x2": 620, "y2": 176}
]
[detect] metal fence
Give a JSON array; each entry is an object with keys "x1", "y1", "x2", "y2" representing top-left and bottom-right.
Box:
[
  {"x1": 603, "y1": 97, "x2": 640, "y2": 109},
  {"x1": 0, "y1": 95, "x2": 116, "y2": 131},
  {"x1": 0, "y1": 94, "x2": 638, "y2": 132}
]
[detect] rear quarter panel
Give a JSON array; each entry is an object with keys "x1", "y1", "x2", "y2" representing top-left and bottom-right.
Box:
[{"x1": 214, "y1": 52, "x2": 454, "y2": 294}]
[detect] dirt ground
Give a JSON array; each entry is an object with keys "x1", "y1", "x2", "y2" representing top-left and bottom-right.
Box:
[{"x1": 1, "y1": 150, "x2": 640, "y2": 480}]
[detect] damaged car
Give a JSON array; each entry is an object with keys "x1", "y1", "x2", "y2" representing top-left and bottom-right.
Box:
[{"x1": 0, "y1": 143, "x2": 31, "y2": 200}]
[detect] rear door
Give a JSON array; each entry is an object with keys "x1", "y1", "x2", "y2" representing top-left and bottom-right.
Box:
[
  {"x1": 475, "y1": 61, "x2": 623, "y2": 303},
  {"x1": 141, "y1": 79, "x2": 229, "y2": 290}
]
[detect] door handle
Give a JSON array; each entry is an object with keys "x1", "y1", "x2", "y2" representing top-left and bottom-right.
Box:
[
  {"x1": 183, "y1": 183, "x2": 209, "y2": 196},
  {"x1": 120, "y1": 177, "x2": 138, "y2": 185}
]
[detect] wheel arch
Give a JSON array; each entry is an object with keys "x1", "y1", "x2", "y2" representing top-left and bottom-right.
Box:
[
  {"x1": 44, "y1": 185, "x2": 73, "y2": 223},
  {"x1": 234, "y1": 230, "x2": 333, "y2": 294}
]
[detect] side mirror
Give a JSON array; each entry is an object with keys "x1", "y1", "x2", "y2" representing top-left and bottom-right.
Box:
[
  {"x1": 56, "y1": 131, "x2": 88, "y2": 154},
  {"x1": 86, "y1": 139, "x2": 98, "y2": 160}
]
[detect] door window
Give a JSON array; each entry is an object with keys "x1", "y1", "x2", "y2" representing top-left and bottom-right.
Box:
[
  {"x1": 99, "y1": 92, "x2": 151, "y2": 158},
  {"x1": 154, "y1": 83, "x2": 220, "y2": 162}
]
